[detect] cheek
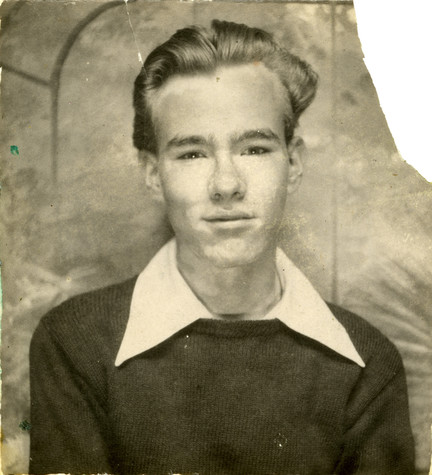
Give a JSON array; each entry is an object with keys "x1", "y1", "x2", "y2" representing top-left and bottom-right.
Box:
[
  {"x1": 159, "y1": 168, "x2": 205, "y2": 215},
  {"x1": 247, "y1": 161, "x2": 289, "y2": 210}
]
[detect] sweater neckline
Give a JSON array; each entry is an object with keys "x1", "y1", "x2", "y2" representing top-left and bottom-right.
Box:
[{"x1": 188, "y1": 318, "x2": 283, "y2": 338}]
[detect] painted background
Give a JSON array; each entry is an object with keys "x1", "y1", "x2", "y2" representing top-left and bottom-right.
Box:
[{"x1": 1, "y1": 1, "x2": 431, "y2": 472}]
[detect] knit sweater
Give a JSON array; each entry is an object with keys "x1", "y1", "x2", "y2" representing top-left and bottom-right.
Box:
[{"x1": 29, "y1": 277, "x2": 415, "y2": 474}]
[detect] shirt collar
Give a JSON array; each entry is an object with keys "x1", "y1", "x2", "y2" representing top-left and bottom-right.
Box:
[{"x1": 115, "y1": 239, "x2": 365, "y2": 368}]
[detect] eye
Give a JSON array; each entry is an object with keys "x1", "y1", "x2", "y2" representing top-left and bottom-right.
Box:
[
  {"x1": 241, "y1": 146, "x2": 270, "y2": 156},
  {"x1": 177, "y1": 151, "x2": 206, "y2": 160}
]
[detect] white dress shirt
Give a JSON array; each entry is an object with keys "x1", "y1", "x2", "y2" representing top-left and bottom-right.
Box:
[{"x1": 116, "y1": 239, "x2": 365, "y2": 368}]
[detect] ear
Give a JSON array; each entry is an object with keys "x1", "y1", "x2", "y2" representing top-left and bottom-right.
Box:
[
  {"x1": 139, "y1": 150, "x2": 165, "y2": 202},
  {"x1": 286, "y1": 136, "x2": 305, "y2": 194}
]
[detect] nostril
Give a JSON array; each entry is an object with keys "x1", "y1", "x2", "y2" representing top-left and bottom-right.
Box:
[{"x1": 208, "y1": 161, "x2": 246, "y2": 201}]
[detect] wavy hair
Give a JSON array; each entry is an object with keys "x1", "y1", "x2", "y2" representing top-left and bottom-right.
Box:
[{"x1": 133, "y1": 19, "x2": 318, "y2": 153}]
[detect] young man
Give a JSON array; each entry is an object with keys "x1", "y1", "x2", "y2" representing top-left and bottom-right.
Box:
[{"x1": 30, "y1": 20, "x2": 414, "y2": 474}]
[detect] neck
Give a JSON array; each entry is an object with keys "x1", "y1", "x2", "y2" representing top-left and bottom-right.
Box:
[{"x1": 176, "y1": 244, "x2": 281, "y2": 320}]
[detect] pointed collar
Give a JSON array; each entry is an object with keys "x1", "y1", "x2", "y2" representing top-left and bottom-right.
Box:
[{"x1": 115, "y1": 239, "x2": 365, "y2": 368}]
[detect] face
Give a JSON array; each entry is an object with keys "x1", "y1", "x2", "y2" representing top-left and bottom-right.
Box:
[{"x1": 146, "y1": 64, "x2": 302, "y2": 268}]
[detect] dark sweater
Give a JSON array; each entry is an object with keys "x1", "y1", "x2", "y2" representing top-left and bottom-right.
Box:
[{"x1": 29, "y1": 277, "x2": 415, "y2": 474}]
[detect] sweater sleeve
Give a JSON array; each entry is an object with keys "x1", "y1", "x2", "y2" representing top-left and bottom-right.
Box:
[
  {"x1": 335, "y1": 359, "x2": 415, "y2": 475},
  {"x1": 29, "y1": 317, "x2": 113, "y2": 474}
]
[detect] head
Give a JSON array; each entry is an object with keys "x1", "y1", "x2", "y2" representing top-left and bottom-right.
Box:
[{"x1": 133, "y1": 20, "x2": 318, "y2": 268}]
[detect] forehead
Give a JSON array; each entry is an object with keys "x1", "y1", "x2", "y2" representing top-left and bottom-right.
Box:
[{"x1": 150, "y1": 64, "x2": 290, "y2": 147}]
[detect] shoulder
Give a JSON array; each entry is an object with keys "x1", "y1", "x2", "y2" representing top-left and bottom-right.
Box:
[
  {"x1": 326, "y1": 303, "x2": 412, "y2": 435},
  {"x1": 327, "y1": 302, "x2": 401, "y2": 366},
  {"x1": 31, "y1": 276, "x2": 138, "y2": 365},
  {"x1": 327, "y1": 302, "x2": 403, "y2": 370}
]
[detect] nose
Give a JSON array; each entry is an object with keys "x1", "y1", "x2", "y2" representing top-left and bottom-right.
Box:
[{"x1": 208, "y1": 155, "x2": 246, "y2": 203}]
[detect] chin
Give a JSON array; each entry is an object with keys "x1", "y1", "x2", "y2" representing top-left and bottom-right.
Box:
[{"x1": 201, "y1": 237, "x2": 268, "y2": 268}]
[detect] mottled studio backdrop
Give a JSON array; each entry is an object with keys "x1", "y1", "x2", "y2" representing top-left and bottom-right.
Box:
[{"x1": 1, "y1": 0, "x2": 431, "y2": 472}]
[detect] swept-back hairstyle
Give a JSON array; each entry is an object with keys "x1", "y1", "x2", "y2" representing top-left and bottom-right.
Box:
[{"x1": 133, "y1": 19, "x2": 318, "y2": 153}]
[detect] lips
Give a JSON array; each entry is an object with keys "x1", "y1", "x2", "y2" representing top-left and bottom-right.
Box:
[{"x1": 204, "y1": 212, "x2": 254, "y2": 222}]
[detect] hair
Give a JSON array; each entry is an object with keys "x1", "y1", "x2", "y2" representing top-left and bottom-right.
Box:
[{"x1": 133, "y1": 19, "x2": 318, "y2": 153}]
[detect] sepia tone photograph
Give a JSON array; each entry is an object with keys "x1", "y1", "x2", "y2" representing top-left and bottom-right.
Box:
[{"x1": 1, "y1": 0, "x2": 431, "y2": 473}]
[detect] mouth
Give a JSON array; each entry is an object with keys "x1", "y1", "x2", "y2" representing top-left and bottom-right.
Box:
[
  {"x1": 204, "y1": 212, "x2": 254, "y2": 222},
  {"x1": 203, "y1": 213, "x2": 255, "y2": 230}
]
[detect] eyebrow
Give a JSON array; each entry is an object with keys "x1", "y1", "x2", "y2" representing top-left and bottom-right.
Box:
[
  {"x1": 230, "y1": 129, "x2": 281, "y2": 145},
  {"x1": 166, "y1": 135, "x2": 215, "y2": 150}
]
